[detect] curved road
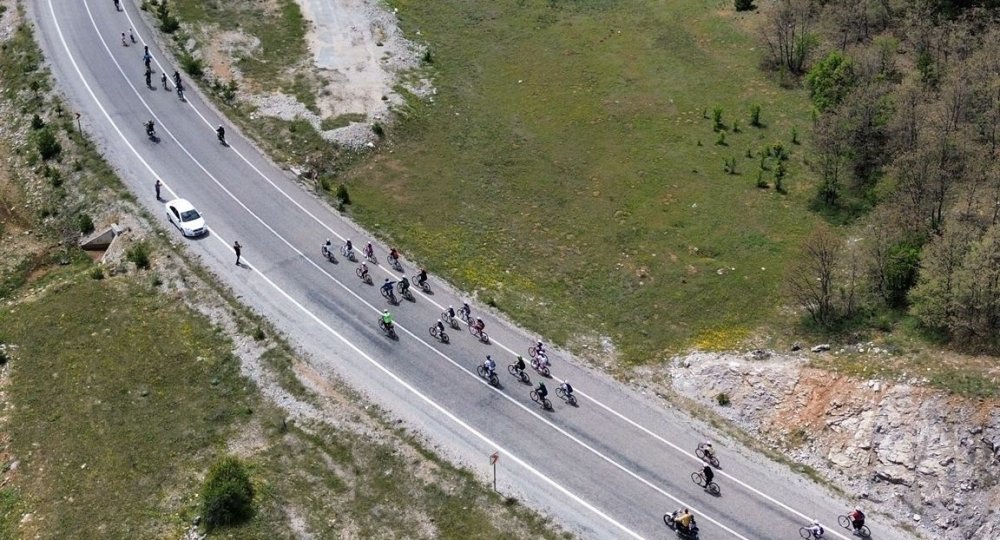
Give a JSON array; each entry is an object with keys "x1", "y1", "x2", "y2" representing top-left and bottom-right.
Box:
[{"x1": 30, "y1": 2, "x2": 914, "y2": 539}]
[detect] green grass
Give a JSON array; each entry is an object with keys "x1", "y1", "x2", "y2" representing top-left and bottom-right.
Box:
[{"x1": 338, "y1": 0, "x2": 819, "y2": 362}]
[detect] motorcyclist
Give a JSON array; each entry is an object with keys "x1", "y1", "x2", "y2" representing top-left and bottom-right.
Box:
[
  {"x1": 675, "y1": 508, "x2": 695, "y2": 534},
  {"x1": 380, "y1": 309, "x2": 393, "y2": 330},
  {"x1": 216, "y1": 125, "x2": 225, "y2": 142},
  {"x1": 483, "y1": 355, "x2": 496, "y2": 376},
  {"x1": 849, "y1": 507, "x2": 865, "y2": 532}
]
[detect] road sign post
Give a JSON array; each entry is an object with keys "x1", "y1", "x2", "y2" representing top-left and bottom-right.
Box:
[{"x1": 490, "y1": 452, "x2": 499, "y2": 492}]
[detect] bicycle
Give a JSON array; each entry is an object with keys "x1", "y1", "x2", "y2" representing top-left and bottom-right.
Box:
[
  {"x1": 530, "y1": 357, "x2": 550, "y2": 377},
  {"x1": 837, "y1": 516, "x2": 870, "y2": 538},
  {"x1": 507, "y1": 363, "x2": 530, "y2": 384},
  {"x1": 799, "y1": 526, "x2": 824, "y2": 539},
  {"x1": 477, "y1": 365, "x2": 500, "y2": 386},
  {"x1": 377, "y1": 319, "x2": 396, "y2": 339},
  {"x1": 321, "y1": 245, "x2": 337, "y2": 263},
  {"x1": 364, "y1": 248, "x2": 377, "y2": 264},
  {"x1": 340, "y1": 245, "x2": 356, "y2": 262},
  {"x1": 356, "y1": 266, "x2": 372, "y2": 285},
  {"x1": 529, "y1": 389, "x2": 551, "y2": 410},
  {"x1": 380, "y1": 286, "x2": 398, "y2": 305},
  {"x1": 690, "y1": 471, "x2": 720, "y2": 496},
  {"x1": 528, "y1": 344, "x2": 545, "y2": 359},
  {"x1": 413, "y1": 275, "x2": 431, "y2": 293},
  {"x1": 428, "y1": 325, "x2": 449, "y2": 344},
  {"x1": 396, "y1": 281, "x2": 414, "y2": 302},
  {"x1": 695, "y1": 447, "x2": 720, "y2": 468},
  {"x1": 556, "y1": 386, "x2": 577, "y2": 406},
  {"x1": 387, "y1": 254, "x2": 403, "y2": 272},
  {"x1": 441, "y1": 310, "x2": 459, "y2": 329},
  {"x1": 468, "y1": 324, "x2": 489, "y2": 343},
  {"x1": 458, "y1": 308, "x2": 472, "y2": 325}
]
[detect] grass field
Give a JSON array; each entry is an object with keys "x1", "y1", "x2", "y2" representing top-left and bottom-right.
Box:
[{"x1": 338, "y1": 0, "x2": 820, "y2": 362}]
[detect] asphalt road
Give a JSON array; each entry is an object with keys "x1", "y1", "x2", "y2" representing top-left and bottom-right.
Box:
[{"x1": 29, "y1": 2, "x2": 917, "y2": 539}]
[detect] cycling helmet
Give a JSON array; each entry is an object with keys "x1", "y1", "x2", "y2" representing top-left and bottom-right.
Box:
[
  {"x1": 326, "y1": 238, "x2": 331, "y2": 243},
  {"x1": 437, "y1": 319, "x2": 442, "y2": 324},
  {"x1": 218, "y1": 124, "x2": 223, "y2": 130},
  {"x1": 384, "y1": 278, "x2": 390, "y2": 283},
  {"x1": 855, "y1": 506, "x2": 862, "y2": 512},
  {"x1": 705, "y1": 441, "x2": 713, "y2": 447},
  {"x1": 382, "y1": 310, "x2": 389, "y2": 315},
  {"x1": 812, "y1": 519, "x2": 819, "y2": 525},
  {"x1": 517, "y1": 354, "x2": 523, "y2": 360},
  {"x1": 448, "y1": 305, "x2": 453, "y2": 309},
  {"x1": 486, "y1": 355, "x2": 492, "y2": 360}
]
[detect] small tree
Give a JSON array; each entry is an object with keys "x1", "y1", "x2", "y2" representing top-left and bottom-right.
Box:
[
  {"x1": 749, "y1": 104, "x2": 762, "y2": 127},
  {"x1": 786, "y1": 226, "x2": 841, "y2": 325},
  {"x1": 201, "y1": 456, "x2": 255, "y2": 530},
  {"x1": 36, "y1": 128, "x2": 61, "y2": 161},
  {"x1": 734, "y1": 0, "x2": 755, "y2": 11},
  {"x1": 712, "y1": 107, "x2": 725, "y2": 131}
]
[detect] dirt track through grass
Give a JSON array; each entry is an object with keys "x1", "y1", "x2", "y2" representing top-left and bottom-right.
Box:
[{"x1": 345, "y1": 0, "x2": 820, "y2": 362}]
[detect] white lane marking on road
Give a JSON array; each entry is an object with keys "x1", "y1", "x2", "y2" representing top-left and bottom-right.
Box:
[
  {"x1": 49, "y1": 3, "x2": 642, "y2": 538},
  {"x1": 65, "y1": 2, "x2": 850, "y2": 538}
]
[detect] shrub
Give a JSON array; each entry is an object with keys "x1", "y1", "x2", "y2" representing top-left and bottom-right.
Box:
[
  {"x1": 775, "y1": 161, "x2": 787, "y2": 193},
  {"x1": 734, "y1": 0, "x2": 755, "y2": 11},
  {"x1": 749, "y1": 104, "x2": 762, "y2": 127},
  {"x1": 30, "y1": 114, "x2": 44, "y2": 130},
  {"x1": 716, "y1": 392, "x2": 731, "y2": 406},
  {"x1": 711, "y1": 107, "x2": 724, "y2": 131},
  {"x1": 805, "y1": 51, "x2": 856, "y2": 112},
  {"x1": 150, "y1": 274, "x2": 163, "y2": 287},
  {"x1": 43, "y1": 165, "x2": 62, "y2": 187},
  {"x1": 156, "y1": 1, "x2": 180, "y2": 33},
  {"x1": 35, "y1": 128, "x2": 61, "y2": 161},
  {"x1": 253, "y1": 327, "x2": 266, "y2": 341},
  {"x1": 201, "y1": 456, "x2": 255, "y2": 530},
  {"x1": 724, "y1": 157, "x2": 738, "y2": 175},
  {"x1": 771, "y1": 143, "x2": 788, "y2": 161},
  {"x1": 335, "y1": 184, "x2": 351, "y2": 205},
  {"x1": 756, "y1": 171, "x2": 768, "y2": 189},
  {"x1": 371, "y1": 122, "x2": 385, "y2": 139},
  {"x1": 791, "y1": 126, "x2": 799, "y2": 145},
  {"x1": 77, "y1": 213, "x2": 95, "y2": 235},
  {"x1": 732, "y1": 120, "x2": 740, "y2": 133},
  {"x1": 715, "y1": 132, "x2": 727, "y2": 146},
  {"x1": 422, "y1": 49, "x2": 433, "y2": 64},
  {"x1": 179, "y1": 53, "x2": 204, "y2": 78},
  {"x1": 126, "y1": 241, "x2": 151, "y2": 270},
  {"x1": 90, "y1": 266, "x2": 104, "y2": 280}
]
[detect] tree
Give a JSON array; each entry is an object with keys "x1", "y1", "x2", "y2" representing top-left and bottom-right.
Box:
[
  {"x1": 787, "y1": 226, "x2": 842, "y2": 325},
  {"x1": 909, "y1": 219, "x2": 976, "y2": 333},
  {"x1": 813, "y1": 114, "x2": 852, "y2": 206},
  {"x1": 762, "y1": 0, "x2": 818, "y2": 75},
  {"x1": 806, "y1": 51, "x2": 857, "y2": 112},
  {"x1": 950, "y1": 224, "x2": 1000, "y2": 344},
  {"x1": 735, "y1": 0, "x2": 756, "y2": 11}
]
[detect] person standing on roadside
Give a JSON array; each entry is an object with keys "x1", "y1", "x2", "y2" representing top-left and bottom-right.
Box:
[
  {"x1": 154, "y1": 179, "x2": 162, "y2": 200},
  {"x1": 233, "y1": 241, "x2": 242, "y2": 265}
]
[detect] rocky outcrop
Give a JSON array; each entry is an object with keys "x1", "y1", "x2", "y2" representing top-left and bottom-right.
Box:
[{"x1": 670, "y1": 352, "x2": 1000, "y2": 540}]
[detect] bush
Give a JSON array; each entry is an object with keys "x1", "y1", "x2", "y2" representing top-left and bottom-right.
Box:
[
  {"x1": 371, "y1": 122, "x2": 385, "y2": 139},
  {"x1": 179, "y1": 53, "x2": 204, "y2": 78},
  {"x1": 422, "y1": 49, "x2": 433, "y2": 64},
  {"x1": 775, "y1": 161, "x2": 787, "y2": 193},
  {"x1": 715, "y1": 132, "x2": 727, "y2": 146},
  {"x1": 715, "y1": 393, "x2": 731, "y2": 406},
  {"x1": 756, "y1": 171, "x2": 768, "y2": 189},
  {"x1": 35, "y1": 128, "x2": 61, "y2": 161},
  {"x1": 201, "y1": 456, "x2": 255, "y2": 530},
  {"x1": 734, "y1": 0, "x2": 755, "y2": 11},
  {"x1": 253, "y1": 326, "x2": 266, "y2": 341},
  {"x1": 805, "y1": 51, "x2": 856, "y2": 112},
  {"x1": 77, "y1": 213, "x2": 95, "y2": 235},
  {"x1": 126, "y1": 241, "x2": 151, "y2": 270},
  {"x1": 711, "y1": 107, "x2": 724, "y2": 131},
  {"x1": 30, "y1": 114, "x2": 45, "y2": 130},
  {"x1": 335, "y1": 184, "x2": 351, "y2": 205},
  {"x1": 791, "y1": 126, "x2": 799, "y2": 145},
  {"x1": 90, "y1": 266, "x2": 104, "y2": 280},
  {"x1": 156, "y1": 0, "x2": 180, "y2": 33}
]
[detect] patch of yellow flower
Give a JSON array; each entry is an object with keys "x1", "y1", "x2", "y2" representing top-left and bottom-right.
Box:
[{"x1": 691, "y1": 326, "x2": 749, "y2": 351}]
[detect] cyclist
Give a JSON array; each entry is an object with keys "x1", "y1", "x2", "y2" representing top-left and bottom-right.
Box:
[
  {"x1": 434, "y1": 319, "x2": 445, "y2": 336},
  {"x1": 514, "y1": 355, "x2": 527, "y2": 374},
  {"x1": 381, "y1": 278, "x2": 396, "y2": 298},
  {"x1": 344, "y1": 239, "x2": 353, "y2": 256},
  {"x1": 849, "y1": 507, "x2": 865, "y2": 532},
  {"x1": 322, "y1": 238, "x2": 333, "y2": 259},
  {"x1": 459, "y1": 302, "x2": 472, "y2": 321},
  {"x1": 483, "y1": 355, "x2": 496, "y2": 377},
  {"x1": 560, "y1": 380, "x2": 574, "y2": 398},
  {"x1": 416, "y1": 268, "x2": 428, "y2": 288},
  {"x1": 534, "y1": 340, "x2": 546, "y2": 356},
  {"x1": 388, "y1": 247, "x2": 400, "y2": 263},
  {"x1": 804, "y1": 519, "x2": 824, "y2": 539},
  {"x1": 399, "y1": 276, "x2": 410, "y2": 295},
  {"x1": 380, "y1": 309, "x2": 393, "y2": 330},
  {"x1": 474, "y1": 317, "x2": 486, "y2": 334},
  {"x1": 160, "y1": 72, "x2": 168, "y2": 89},
  {"x1": 216, "y1": 125, "x2": 225, "y2": 142},
  {"x1": 364, "y1": 242, "x2": 374, "y2": 260},
  {"x1": 535, "y1": 381, "x2": 548, "y2": 400},
  {"x1": 699, "y1": 441, "x2": 715, "y2": 461},
  {"x1": 173, "y1": 70, "x2": 181, "y2": 86},
  {"x1": 702, "y1": 464, "x2": 714, "y2": 486},
  {"x1": 358, "y1": 262, "x2": 369, "y2": 281},
  {"x1": 144, "y1": 119, "x2": 155, "y2": 137},
  {"x1": 445, "y1": 305, "x2": 456, "y2": 321}
]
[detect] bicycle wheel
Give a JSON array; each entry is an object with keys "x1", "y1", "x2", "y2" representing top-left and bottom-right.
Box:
[
  {"x1": 529, "y1": 390, "x2": 539, "y2": 403},
  {"x1": 542, "y1": 398, "x2": 551, "y2": 410},
  {"x1": 799, "y1": 527, "x2": 812, "y2": 539},
  {"x1": 690, "y1": 472, "x2": 704, "y2": 486},
  {"x1": 837, "y1": 516, "x2": 850, "y2": 529},
  {"x1": 477, "y1": 365, "x2": 487, "y2": 378},
  {"x1": 428, "y1": 326, "x2": 438, "y2": 339},
  {"x1": 858, "y1": 525, "x2": 871, "y2": 538},
  {"x1": 368, "y1": 254, "x2": 377, "y2": 264},
  {"x1": 529, "y1": 346, "x2": 538, "y2": 358},
  {"x1": 489, "y1": 373, "x2": 499, "y2": 386},
  {"x1": 706, "y1": 482, "x2": 720, "y2": 496},
  {"x1": 469, "y1": 325, "x2": 479, "y2": 336},
  {"x1": 356, "y1": 267, "x2": 366, "y2": 279},
  {"x1": 480, "y1": 331, "x2": 489, "y2": 343},
  {"x1": 440, "y1": 332, "x2": 449, "y2": 344},
  {"x1": 663, "y1": 514, "x2": 675, "y2": 529}
]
